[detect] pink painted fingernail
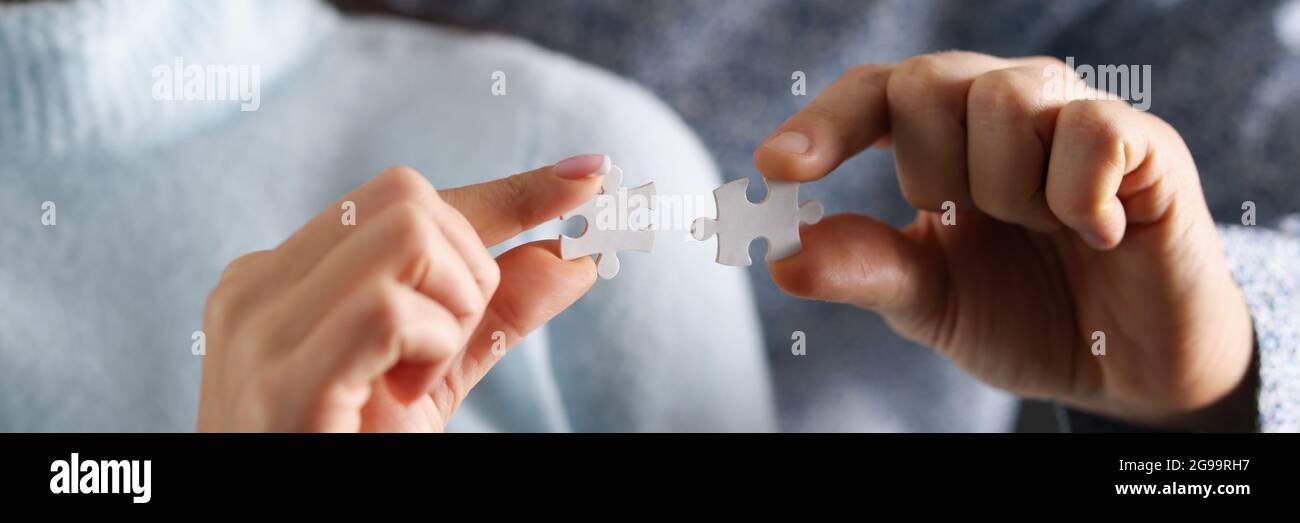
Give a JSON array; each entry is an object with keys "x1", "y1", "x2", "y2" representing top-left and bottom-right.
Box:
[
  {"x1": 553, "y1": 154, "x2": 610, "y2": 179},
  {"x1": 765, "y1": 131, "x2": 811, "y2": 155}
]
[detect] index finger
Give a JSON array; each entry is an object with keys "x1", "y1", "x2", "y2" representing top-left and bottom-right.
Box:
[
  {"x1": 274, "y1": 157, "x2": 605, "y2": 284},
  {"x1": 439, "y1": 154, "x2": 608, "y2": 247}
]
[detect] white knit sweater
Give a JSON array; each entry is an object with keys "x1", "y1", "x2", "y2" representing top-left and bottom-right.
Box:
[{"x1": 0, "y1": 0, "x2": 776, "y2": 431}]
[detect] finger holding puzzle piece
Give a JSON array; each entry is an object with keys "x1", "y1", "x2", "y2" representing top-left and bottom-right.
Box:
[
  {"x1": 559, "y1": 157, "x2": 656, "y2": 279},
  {"x1": 560, "y1": 159, "x2": 822, "y2": 277}
]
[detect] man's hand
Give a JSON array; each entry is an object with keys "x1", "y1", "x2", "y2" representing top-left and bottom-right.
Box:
[
  {"x1": 758, "y1": 52, "x2": 1254, "y2": 429},
  {"x1": 197, "y1": 155, "x2": 608, "y2": 432}
]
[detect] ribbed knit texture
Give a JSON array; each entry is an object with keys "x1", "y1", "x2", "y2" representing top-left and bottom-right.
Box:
[
  {"x1": 3, "y1": 0, "x2": 1297, "y2": 432},
  {"x1": 0, "y1": 0, "x2": 776, "y2": 432},
  {"x1": 0, "y1": 0, "x2": 333, "y2": 158}
]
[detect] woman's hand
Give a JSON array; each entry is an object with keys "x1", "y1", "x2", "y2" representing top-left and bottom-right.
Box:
[
  {"x1": 759, "y1": 52, "x2": 1255, "y2": 429},
  {"x1": 197, "y1": 156, "x2": 608, "y2": 432}
]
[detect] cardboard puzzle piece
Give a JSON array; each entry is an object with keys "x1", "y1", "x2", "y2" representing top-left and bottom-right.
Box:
[
  {"x1": 560, "y1": 159, "x2": 656, "y2": 279},
  {"x1": 691, "y1": 178, "x2": 823, "y2": 267}
]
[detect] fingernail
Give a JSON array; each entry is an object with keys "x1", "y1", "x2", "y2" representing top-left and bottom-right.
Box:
[
  {"x1": 553, "y1": 154, "x2": 610, "y2": 179},
  {"x1": 764, "y1": 131, "x2": 811, "y2": 155}
]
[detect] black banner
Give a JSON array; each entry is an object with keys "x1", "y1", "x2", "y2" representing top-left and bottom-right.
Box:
[{"x1": 0, "y1": 434, "x2": 1290, "y2": 510}]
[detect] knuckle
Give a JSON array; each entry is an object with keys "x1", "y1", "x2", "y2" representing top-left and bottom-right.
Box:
[
  {"x1": 972, "y1": 182, "x2": 1040, "y2": 222},
  {"x1": 842, "y1": 63, "x2": 892, "y2": 89},
  {"x1": 968, "y1": 68, "x2": 1039, "y2": 124},
  {"x1": 897, "y1": 189, "x2": 928, "y2": 211},
  {"x1": 456, "y1": 272, "x2": 490, "y2": 321},
  {"x1": 933, "y1": 50, "x2": 996, "y2": 63},
  {"x1": 220, "y1": 250, "x2": 272, "y2": 281},
  {"x1": 385, "y1": 200, "x2": 437, "y2": 245},
  {"x1": 889, "y1": 55, "x2": 951, "y2": 105},
  {"x1": 494, "y1": 173, "x2": 536, "y2": 229},
  {"x1": 432, "y1": 320, "x2": 465, "y2": 360},
  {"x1": 203, "y1": 280, "x2": 245, "y2": 331},
  {"x1": 897, "y1": 183, "x2": 948, "y2": 212},
  {"x1": 1046, "y1": 184, "x2": 1099, "y2": 222},
  {"x1": 496, "y1": 173, "x2": 530, "y2": 208},
  {"x1": 367, "y1": 284, "x2": 464, "y2": 364},
  {"x1": 375, "y1": 166, "x2": 438, "y2": 201},
  {"x1": 381, "y1": 202, "x2": 442, "y2": 289},
  {"x1": 800, "y1": 103, "x2": 848, "y2": 132},
  {"x1": 479, "y1": 258, "x2": 502, "y2": 297},
  {"x1": 1023, "y1": 54, "x2": 1069, "y2": 70},
  {"x1": 366, "y1": 286, "x2": 408, "y2": 346},
  {"x1": 969, "y1": 178, "x2": 1005, "y2": 210},
  {"x1": 1060, "y1": 100, "x2": 1125, "y2": 150},
  {"x1": 1141, "y1": 111, "x2": 1181, "y2": 142}
]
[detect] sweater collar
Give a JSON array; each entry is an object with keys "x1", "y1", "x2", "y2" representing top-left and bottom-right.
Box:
[{"x1": 0, "y1": 0, "x2": 337, "y2": 159}]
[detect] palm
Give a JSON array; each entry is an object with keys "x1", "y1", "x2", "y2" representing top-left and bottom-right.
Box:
[{"x1": 890, "y1": 209, "x2": 1243, "y2": 413}]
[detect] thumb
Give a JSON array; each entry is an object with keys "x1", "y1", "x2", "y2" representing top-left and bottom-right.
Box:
[
  {"x1": 431, "y1": 239, "x2": 596, "y2": 417},
  {"x1": 440, "y1": 154, "x2": 609, "y2": 247},
  {"x1": 769, "y1": 213, "x2": 946, "y2": 320}
]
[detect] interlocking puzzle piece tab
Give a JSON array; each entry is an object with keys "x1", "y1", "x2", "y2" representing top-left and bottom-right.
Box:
[
  {"x1": 691, "y1": 178, "x2": 823, "y2": 267},
  {"x1": 560, "y1": 158, "x2": 655, "y2": 279}
]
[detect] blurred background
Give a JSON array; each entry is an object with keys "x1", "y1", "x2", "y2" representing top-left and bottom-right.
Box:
[{"x1": 335, "y1": 0, "x2": 1300, "y2": 431}]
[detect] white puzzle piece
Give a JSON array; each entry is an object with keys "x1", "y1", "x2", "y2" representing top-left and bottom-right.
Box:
[
  {"x1": 691, "y1": 178, "x2": 823, "y2": 267},
  {"x1": 560, "y1": 159, "x2": 656, "y2": 279}
]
